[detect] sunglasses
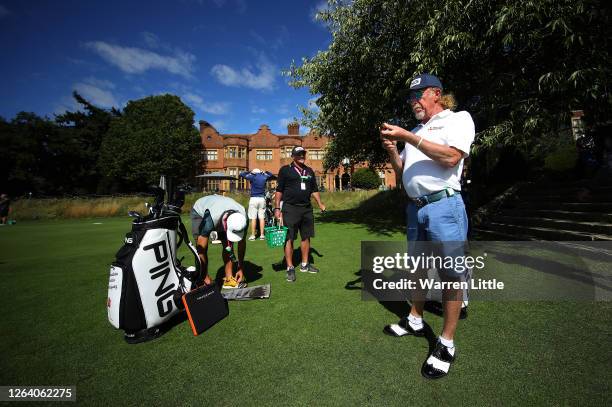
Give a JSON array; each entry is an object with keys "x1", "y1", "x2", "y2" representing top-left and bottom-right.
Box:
[{"x1": 408, "y1": 88, "x2": 428, "y2": 102}]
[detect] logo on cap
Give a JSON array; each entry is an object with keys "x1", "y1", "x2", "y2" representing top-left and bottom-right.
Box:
[{"x1": 410, "y1": 78, "x2": 422, "y2": 88}]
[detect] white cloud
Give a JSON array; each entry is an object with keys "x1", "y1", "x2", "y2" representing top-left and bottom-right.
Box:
[
  {"x1": 210, "y1": 54, "x2": 276, "y2": 91},
  {"x1": 272, "y1": 25, "x2": 289, "y2": 50},
  {"x1": 73, "y1": 78, "x2": 119, "y2": 108},
  {"x1": 279, "y1": 118, "x2": 295, "y2": 130},
  {"x1": 141, "y1": 32, "x2": 160, "y2": 49},
  {"x1": 276, "y1": 104, "x2": 289, "y2": 115},
  {"x1": 251, "y1": 106, "x2": 267, "y2": 114},
  {"x1": 249, "y1": 30, "x2": 266, "y2": 46},
  {"x1": 54, "y1": 77, "x2": 118, "y2": 114},
  {"x1": 0, "y1": 5, "x2": 10, "y2": 18},
  {"x1": 308, "y1": 97, "x2": 321, "y2": 112},
  {"x1": 311, "y1": 1, "x2": 330, "y2": 23},
  {"x1": 211, "y1": 120, "x2": 227, "y2": 132},
  {"x1": 250, "y1": 26, "x2": 289, "y2": 50},
  {"x1": 183, "y1": 93, "x2": 229, "y2": 115},
  {"x1": 83, "y1": 77, "x2": 116, "y2": 90},
  {"x1": 53, "y1": 97, "x2": 79, "y2": 115},
  {"x1": 85, "y1": 41, "x2": 196, "y2": 78}
]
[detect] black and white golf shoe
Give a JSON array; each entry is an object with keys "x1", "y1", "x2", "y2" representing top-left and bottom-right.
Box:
[
  {"x1": 286, "y1": 267, "x2": 296, "y2": 282},
  {"x1": 300, "y1": 263, "x2": 319, "y2": 273},
  {"x1": 421, "y1": 340, "x2": 456, "y2": 379},
  {"x1": 383, "y1": 318, "x2": 425, "y2": 337}
]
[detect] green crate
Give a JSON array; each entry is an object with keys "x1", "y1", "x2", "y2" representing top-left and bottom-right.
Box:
[{"x1": 264, "y1": 225, "x2": 288, "y2": 248}]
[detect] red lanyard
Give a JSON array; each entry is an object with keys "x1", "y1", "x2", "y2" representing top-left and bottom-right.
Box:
[{"x1": 293, "y1": 163, "x2": 306, "y2": 177}]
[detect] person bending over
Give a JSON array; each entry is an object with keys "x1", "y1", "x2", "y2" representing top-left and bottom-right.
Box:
[{"x1": 191, "y1": 194, "x2": 248, "y2": 289}]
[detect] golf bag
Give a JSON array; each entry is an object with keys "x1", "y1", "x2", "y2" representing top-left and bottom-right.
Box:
[
  {"x1": 107, "y1": 179, "x2": 201, "y2": 343},
  {"x1": 264, "y1": 189, "x2": 275, "y2": 228}
]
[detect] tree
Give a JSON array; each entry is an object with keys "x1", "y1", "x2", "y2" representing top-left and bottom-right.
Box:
[
  {"x1": 98, "y1": 94, "x2": 200, "y2": 191},
  {"x1": 352, "y1": 168, "x2": 381, "y2": 189},
  {"x1": 1, "y1": 112, "x2": 62, "y2": 195},
  {"x1": 55, "y1": 92, "x2": 120, "y2": 194},
  {"x1": 287, "y1": 0, "x2": 611, "y2": 173}
]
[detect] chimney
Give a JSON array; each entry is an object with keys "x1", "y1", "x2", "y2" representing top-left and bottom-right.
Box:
[{"x1": 287, "y1": 121, "x2": 299, "y2": 135}]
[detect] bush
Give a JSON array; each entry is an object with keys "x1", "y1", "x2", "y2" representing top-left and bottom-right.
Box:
[
  {"x1": 544, "y1": 143, "x2": 578, "y2": 172},
  {"x1": 351, "y1": 168, "x2": 381, "y2": 190}
]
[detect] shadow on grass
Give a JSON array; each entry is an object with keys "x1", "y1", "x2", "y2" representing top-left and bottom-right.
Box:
[
  {"x1": 491, "y1": 250, "x2": 611, "y2": 294},
  {"x1": 346, "y1": 270, "x2": 411, "y2": 318},
  {"x1": 318, "y1": 190, "x2": 406, "y2": 236},
  {"x1": 213, "y1": 260, "x2": 263, "y2": 284},
  {"x1": 271, "y1": 247, "x2": 323, "y2": 271},
  {"x1": 345, "y1": 269, "x2": 458, "y2": 353}
]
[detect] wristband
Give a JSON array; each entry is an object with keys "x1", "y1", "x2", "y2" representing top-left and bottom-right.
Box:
[
  {"x1": 274, "y1": 207, "x2": 281, "y2": 211},
  {"x1": 416, "y1": 136, "x2": 424, "y2": 150}
]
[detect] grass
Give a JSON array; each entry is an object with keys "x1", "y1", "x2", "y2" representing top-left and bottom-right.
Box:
[
  {"x1": 0, "y1": 214, "x2": 610, "y2": 406},
  {"x1": 10, "y1": 190, "x2": 381, "y2": 221}
]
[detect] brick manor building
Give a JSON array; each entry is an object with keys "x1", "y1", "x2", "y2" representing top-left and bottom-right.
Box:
[{"x1": 197, "y1": 120, "x2": 397, "y2": 192}]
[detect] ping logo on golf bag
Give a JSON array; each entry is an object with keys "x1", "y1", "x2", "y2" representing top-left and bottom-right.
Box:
[{"x1": 143, "y1": 240, "x2": 177, "y2": 318}]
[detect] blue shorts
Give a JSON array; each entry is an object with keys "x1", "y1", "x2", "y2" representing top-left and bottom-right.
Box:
[{"x1": 405, "y1": 193, "x2": 469, "y2": 278}]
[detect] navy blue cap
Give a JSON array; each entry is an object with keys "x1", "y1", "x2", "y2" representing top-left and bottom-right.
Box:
[{"x1": 409, "y1": 74, "x2": 443, "y2": 90}]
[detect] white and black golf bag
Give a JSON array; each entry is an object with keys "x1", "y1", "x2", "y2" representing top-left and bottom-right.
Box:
[{"x1": 107, "y1": 180, "x2": 201, "y2": 343}]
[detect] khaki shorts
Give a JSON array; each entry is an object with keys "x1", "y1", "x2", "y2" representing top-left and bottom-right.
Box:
[{"x1": 247, "y1": 197, "x2": 266, "y2": 219}]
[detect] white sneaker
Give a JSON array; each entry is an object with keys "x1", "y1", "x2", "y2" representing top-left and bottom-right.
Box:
[{"x1": 248, "y1": 235, "x2": 256, "y2": 241}]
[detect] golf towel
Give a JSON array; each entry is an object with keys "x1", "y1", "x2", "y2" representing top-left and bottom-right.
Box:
[{"x1": 221, "y1": 284, "x2": 271, "y2": 301}]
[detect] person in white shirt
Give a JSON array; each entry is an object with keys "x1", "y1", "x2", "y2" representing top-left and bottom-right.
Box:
[
  {"x1": 380, "y1": 73, "x2": 475, "y2": 379},
  {"x1": 191, "y1": 195, "x2": 248, "y2": 289}
]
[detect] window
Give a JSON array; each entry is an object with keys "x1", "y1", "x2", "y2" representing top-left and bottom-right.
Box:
[
  {"x1": 256, "y1": 150, "x2": 273, "y2": 161},
  {"x1": 281, "y1": 146, "x2": 295, "y2": 158},
  {"x1": 309, "y1": 149, "x2": 324, "y2": 160},
  {"x1": 205, "y1": 149, "x2": 218, "y2": 161},
  {"x1": 227, "y1": 167, "x2": 248, "y2": 190},
  {"x1": 203, "y1": 170, "x2": 220, "y2": 191},
  {"x1": 225, "y1": 146, "x2": 247, "y2": 159},
  {"x1": 315, "y1": 176, "x2": 324, "y2": 188}
]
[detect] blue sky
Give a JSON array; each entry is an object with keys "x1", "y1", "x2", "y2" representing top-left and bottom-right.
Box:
[{"x1": 0, "y1": 0, "x2": 331, "y2": 134}]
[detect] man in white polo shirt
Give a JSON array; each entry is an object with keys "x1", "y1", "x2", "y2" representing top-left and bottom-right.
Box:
[
  {"x1": 380, "y1": 73, "x2": 475, "y2": 379},
  {"x1": 191, "y1": 194, "x2": 248, "y2": 289}
]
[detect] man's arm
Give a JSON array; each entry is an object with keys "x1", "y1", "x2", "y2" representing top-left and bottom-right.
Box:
[
  {"x1": 235, "y1": 239, "x2": 247, "y2": 283},
  {"x1": 274, "y1": 191, "x2": 283, "y2": 219},
  {"x1": 196, "y1": 235, "x2": 212, "y2": 285},
  {"x1": 239, "y1": 171, "x2": 253, "y2": 180},
  {"x1": 275, "y1": 167, "x2": 286, "y2": 215},
  {"x1": 312, "y1": 192, "x2": 326, "y2": 212},
  {"x1": 381, "y1": 124, "x2": 463, "y2": 168}
]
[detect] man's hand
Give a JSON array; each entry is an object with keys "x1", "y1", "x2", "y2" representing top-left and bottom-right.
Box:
[
  {"x1": 319, "y1": 203, "x2": 326, "y2": 212},
  {"x1": 381, "y1": 137, "x2": 398, "y2": 154},
  {"x1": 235, "y1": 269, "x2": 245, "y2": 283},
  {"x1": 274, "y1": 208, "x2": 281, "y2": 219},
  {"x1": 380, "y1": 123, "x2": 409, "y2": 141}
]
